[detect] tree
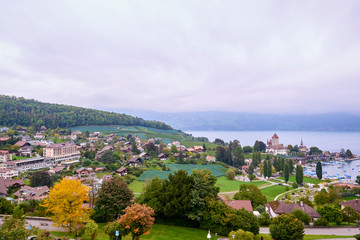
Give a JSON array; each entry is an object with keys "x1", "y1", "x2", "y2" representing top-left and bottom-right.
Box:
[
  {"x1": 187, "y1": 169, "x2": 219, "y2": 221},
  {"x1": 214, "y1": 138, "x2": 225, "y2": 146},
  {"x1": 316, "y1": 161, "x2": 322, "y2": 180},
  {"x1": 263, "y1": 160, "x2": 268, "y2": 178},
  {"x1": 291, "y1": 209, "x2": 310, "y2": 225},
  {"x1": 229, "y1": 229, "x2": 254, "y2": 240},
  {"x1": 42, "y1": 178, "x2": 91, "y2": 233},
  {"x1": 267, "y1": 159, "x2": 272, "y2": 178},
  {"x1": 0, "y1": 197, "x2": 14, "y2": 214},
  {"x1": 296, "y1": 165, "x2": 303, "y2": 185},
  {"x1": 341, "y1": 205, "x2": 360, "y2": 224},
  {"x1": 253, "y1": 141, "x2": 260, "y2": 152},
  {"x1": 270, "y1": 213, "x2": 304, "y2": 240},
  {"x1": 0, "y1": 206, "x2": 38, "y2": 240},
  {"x1": 248, "y1": 164, "x2": 255, "y2": 182},
  {"x1": 30, "y1": 171, "x2": 52, "y2": 187},
  {"x1": 284, "y1": 163, "x2": 290, "y2": 183},
  {"x1": 288, "y1": 159, "x2": 294, "y2": 174},
  {"x1": 132, "y1": 141, "x2": 140, "y2": 154},
  {"x1": 215, "y1": 146, "x2": 226, "y2": 162},
  {"x1": 309, "y1": 146, "x2": 322, "y2": 155},
  {"x1": 345, "y1": 149, "x2": 353, "y2": 159},
  {"x1": 234, "y1": 184, "x2": 267, "y2": 209},
  {"x1": 119, "y1": 203, "x2": 155, "y2": 240},
  {"x1": 243, "y1": 146, "x2": 253, "y2": 153},
  {"x1": 84, "y1": 220, "x2": 99, "y2": 240},
  {"x1": 357, "y1": 176, "x2": 360, "y2": 185},
  {"x1": 258, "y1": 141, "x2": 266, "y2": 152},
  {"x1": 317, "y1": 205, "x2": 343, "y2": 225},
  {"x1": 94, "y1": 176, "x2": 133, "y2": 222},
  {"x1": 226, "y1": 169, "x2": 236, "y2": 180}
]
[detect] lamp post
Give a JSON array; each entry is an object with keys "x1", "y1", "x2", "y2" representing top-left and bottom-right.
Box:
[
  {"x1": 207, "y1": 230, "x2": 211, "y2": 239},
  {"x1": 232, "y1": 234, "x2": 235, "y2": 240},
  {"x1": 115, "y1": 230, "x2": 119, "y2": 240}
]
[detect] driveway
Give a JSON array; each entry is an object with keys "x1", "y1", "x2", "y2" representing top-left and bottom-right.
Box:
[{"x1": 0, "y1": 217, "x2": 64, "y2": 232}]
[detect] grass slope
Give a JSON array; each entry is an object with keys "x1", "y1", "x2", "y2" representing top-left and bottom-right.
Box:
[
  {"x1": 216, "y1": 176, "x2": 268, "y2": 192},
  {"x1": 261, "y1": 185, "x2": 292, "y2": 201}
]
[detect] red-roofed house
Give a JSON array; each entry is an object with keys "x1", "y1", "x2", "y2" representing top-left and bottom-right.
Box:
[
  {"x1": 340, "y1": 199, "x2": 360, "y2": 213},
  {"x1": 265, "y1": 200, "x2": 320, "y2": 220}
]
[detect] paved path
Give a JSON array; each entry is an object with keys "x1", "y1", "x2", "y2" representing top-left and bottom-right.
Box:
[
  {"x1": 260, "y1": 227, "x2": 360, "y2": 236},
  {"x1": 0, "y1": 217, "x2": 64, "y2": 232}
]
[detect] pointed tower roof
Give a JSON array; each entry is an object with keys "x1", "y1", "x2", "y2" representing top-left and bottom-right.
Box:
[
  {"x1": 300, "y1": 139, "x2": 303, "y2": 146},
  {"x1": 272, "y1": 133, "x2": 279, "y2": 139}
]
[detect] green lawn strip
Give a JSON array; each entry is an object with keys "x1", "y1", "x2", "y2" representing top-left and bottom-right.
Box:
[
  {"x1": 128, "y1": 180, "x2": 145, "y2": 193},
  {"x1": 216, "y1": 176, "x2": 268, "y2": 192},
  {"x1": 95, "y1": 171, "x2": 113, "y2": 178},
  {"x1": 261, "y1": 185, "x2": 292, "y2": 201},
  {"x1": 259, "y1": 235, "x2": 354, "y2": 240},
  {"x1": 277, "y1": 175, "x2": 322, "y2": 184},
  {"x1": 343, "y1": 195, "x2": 360, "y2": 201},
  {"x1": 275, "y1": 188, "x2": 302, "y2": 200},
  {"x1": 268, "y1": 179, "x2": 282, "y2": 183}
]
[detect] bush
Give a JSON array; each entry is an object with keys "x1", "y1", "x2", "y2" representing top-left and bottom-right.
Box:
[
  {"x1": 229, "y1": 229, "x2": 255, "y2": 240},
  {"x1": 292, "y1": 182, "x2": 298, "y2": 189},
  {"x1": 291, "y1": 209, "x2": 311, "y2": 225},
  {"x1": 354, "y1": 234, "x2": 360, "y2": 240},
  {"x1": 269, "y1": 213, "x2": 304, "y2": 240},
  {"x1": 314, "y1": 184, "x2": 320, "y2": 188},
  {"x1": 313, "y1": 217, "x2": 329, "y2": 226},
  {"x1": 226, "y1": 170, "x2": 236, "y2": 180},
  {"x1": 258, "y1": 212, "x2": 271, "y2": 226}
]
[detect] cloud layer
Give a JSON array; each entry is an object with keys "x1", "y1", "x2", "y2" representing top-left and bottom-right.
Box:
[{"x1": 0, "y1": 0, "x2": 359, "y2": 114}]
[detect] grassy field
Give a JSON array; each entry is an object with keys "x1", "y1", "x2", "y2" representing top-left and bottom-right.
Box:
[
  {"x1": 216, "y1": 176, "x2": 268, "y2": 192},
  {"x1": 51, "y1": 224, "x2": 354, "y2": 240},
  {"x1": 128, "y1": 180, "x2": 146, "y2": 193},
  {"x1": 261, "y1": 185, "x2": 292, "y2": 201},
  {"x1": 277, "y1": 175, "x2": 322, "y2": 184}
]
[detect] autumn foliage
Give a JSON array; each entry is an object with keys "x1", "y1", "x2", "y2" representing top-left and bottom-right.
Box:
[
  {"x1": 42, "y1": 178, "x2": 91, "y2": 233},
  {"x1": 119, "y1": 203, "x2": 155, "y2": 240}
]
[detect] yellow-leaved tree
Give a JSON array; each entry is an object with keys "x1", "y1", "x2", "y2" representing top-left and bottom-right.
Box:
[{"x1": 42, "y1": 178, "x2": 91, "y2": 233}]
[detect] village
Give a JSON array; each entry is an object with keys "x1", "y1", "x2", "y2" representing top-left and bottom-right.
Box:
[{"x1": 1, "y1": 125, "x2": 360, "y2": 239}]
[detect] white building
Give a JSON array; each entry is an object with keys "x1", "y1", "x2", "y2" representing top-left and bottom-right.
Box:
[{"x1": 266, "y1": 133, "x2": 287, "y2": 155}]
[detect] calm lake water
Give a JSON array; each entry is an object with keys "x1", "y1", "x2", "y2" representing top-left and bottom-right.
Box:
[
  {"x1": 186, "y1": 131, "x2": 360, "y2": 155},
  {"x1": 318, "y1": 159, "x2": 360, "y2": 181}
]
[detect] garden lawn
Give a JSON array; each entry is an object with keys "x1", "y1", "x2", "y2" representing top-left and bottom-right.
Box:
[
  {"x1": 51, "y1": 225, "x2": 354, "y2": 240},
  {"x1": 343, "y1": 196, "x2": 360, "y2": 201},
  {"x1": 216, "y1": 176, "x2": 268, "y2": 192},
  {"x1": 277, "y1": 175, "x2": 322, "y2": 184},
  {"x1": 261, "y1": 185, "x2": 292, "y2": 201},
  {"x1": 128, "y1": 180, "x2": 145, "y2": 193}
]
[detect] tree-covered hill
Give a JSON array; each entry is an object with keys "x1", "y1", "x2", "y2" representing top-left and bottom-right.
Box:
[{"x1": 0, "y1": 95, "x2": 173, "y2": 130}]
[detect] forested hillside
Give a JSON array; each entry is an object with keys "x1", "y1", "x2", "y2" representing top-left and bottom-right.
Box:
[{"x1": 0, "y1": 95, "x2": 172, "y2": 130}]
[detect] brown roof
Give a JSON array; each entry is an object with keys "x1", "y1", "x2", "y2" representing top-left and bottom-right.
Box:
[
  {"x1": 116, "y1": 167, "x2": 127, "y2": 173},
  {"x1": 15, "y1": 141, "x2": 30, "y2": 147},
  {"x1": 266, "y1": 200, "x2": 320, "y2": 218},
  {"x1": 0, "y1": 178, "x2": 8, "y2": 196},
  {"x1": 224, "y1": 200, "x2": 253, "y2": 212},
  {"x1": 14, "y1": 185, "x2": 49, "y2": 201},
  {"x1": 340, "y1": 199, "x2": 360, "y2": 213}
]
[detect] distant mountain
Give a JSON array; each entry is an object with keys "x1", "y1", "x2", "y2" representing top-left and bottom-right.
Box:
[
  {"x1": 106, "y1": 109, "x2": 360, "y2": 131},
  {"x1": 0, "y1": 95, "x2": 173, "y2": 130}
]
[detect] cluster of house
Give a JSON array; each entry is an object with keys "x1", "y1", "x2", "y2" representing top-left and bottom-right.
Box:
[{"x1": 266, "y1": 133, "x2": 309, "y2": 156}]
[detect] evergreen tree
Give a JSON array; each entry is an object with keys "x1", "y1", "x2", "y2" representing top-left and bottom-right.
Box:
[
  {"x1": 295, "y1": 165, "x2": 303, "y2": 185},
  {"x1": 263, "y1": 161, "x2": 268, "y2": 178},
  {"x1": 202, "y1": 143, "x2": 207, "y2": 152},
  {"x1": 288, "y1": 159, "x2": 294, "y2": 174},
  {"x1": 267, "y1": 159, "x2": 272, "y2": 178},
  {"x1": 316, "y1": 161, "x2": 322, "y2": 180},
  {"x1": 284, "y1": 163, "x2": 290, "y2": 183}
]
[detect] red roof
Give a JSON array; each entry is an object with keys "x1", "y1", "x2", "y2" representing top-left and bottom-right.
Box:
[
  {"x1": 272, "y1": 133, "x2": 279, "y2": 139},
  {"x1": 224, "y1": 200, "x2": 253, "y2": 212}
]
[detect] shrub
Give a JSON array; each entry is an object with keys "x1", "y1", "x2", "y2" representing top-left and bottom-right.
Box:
[
  {"x1": 226, "y1": 170, "x2": 236, "y2": 180},
  {"x1": 229, "y1": 229, "x2": 255, "y2": 240},
  {"x1": 314, "y1": 184, "x2": 320, "y2": 188},
  {"x1": 291, "y1": 209, "x2": 311, "y2": 225},
  {"x1": 292, "y1": 182, "x2": 298, "y2": 189},
  {"x1": 258, "y1": 212, "x2": 271, "y2": 226},
  {"x1": 354, "y1": 234, "x2": 360, "y2": 240},
  {"x1": 269, "y1": 213, "x2": 304, "y2": 240},
  {"x1": 313, "y1": 217, "x2": 329, "y2": 226}
]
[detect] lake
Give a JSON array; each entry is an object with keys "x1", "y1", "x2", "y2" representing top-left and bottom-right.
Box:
[{"x1": 186, "y1": 131, "x2": 360, "y2": 155}]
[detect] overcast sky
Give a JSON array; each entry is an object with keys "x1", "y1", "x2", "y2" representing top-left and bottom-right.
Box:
[{"x1": 1, "y1": 1, "x2": 359, "y2": 114}]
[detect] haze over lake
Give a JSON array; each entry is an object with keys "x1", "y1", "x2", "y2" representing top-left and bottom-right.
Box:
[{"x1": 186, "y1": 131, "x2": 360, "y2": 155}]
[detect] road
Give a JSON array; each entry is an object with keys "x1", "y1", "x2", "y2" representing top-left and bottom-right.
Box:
[{"x1": 260, "y1": 227, "x2": 360, "y2": 236}]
